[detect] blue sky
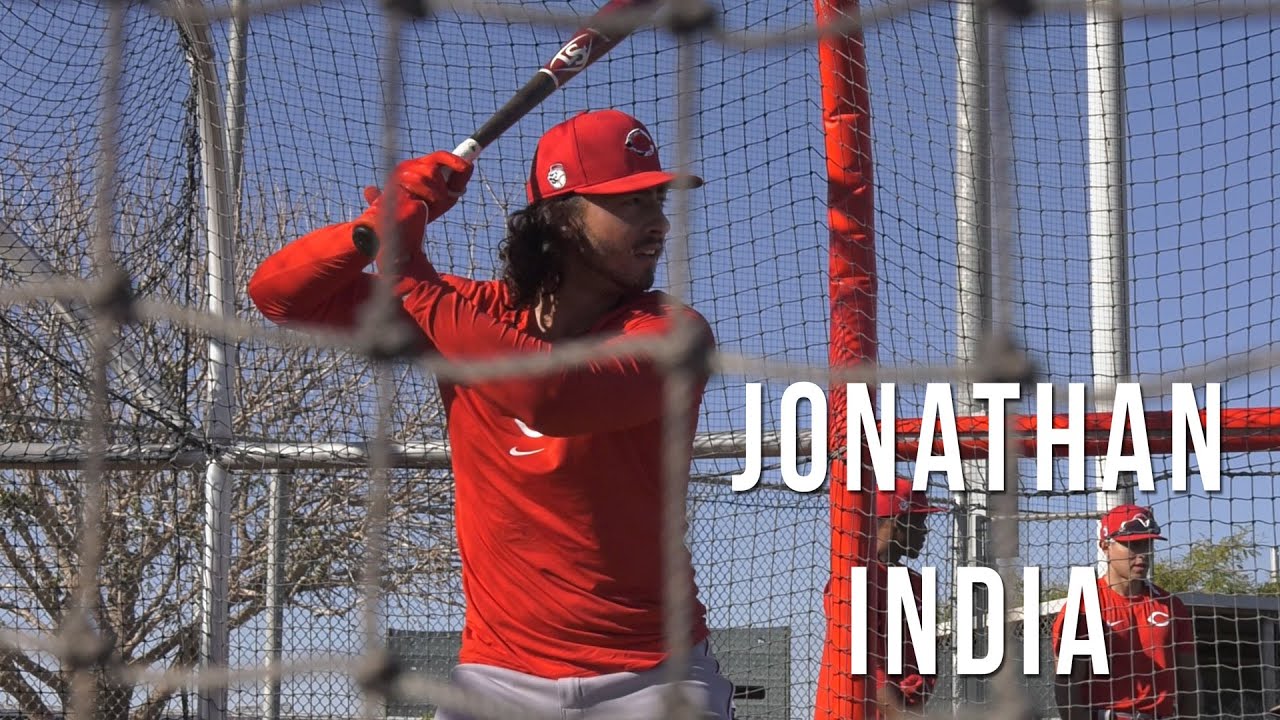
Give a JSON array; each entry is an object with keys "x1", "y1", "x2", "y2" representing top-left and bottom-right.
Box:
[{"x1": 1, "y1": 1, "x2": 1277, "y2": 719}]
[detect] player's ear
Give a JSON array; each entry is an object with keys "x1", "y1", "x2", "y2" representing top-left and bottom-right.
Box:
[{"x1": 1097, "y1": 538, "x2": 1108, "y2": 553}]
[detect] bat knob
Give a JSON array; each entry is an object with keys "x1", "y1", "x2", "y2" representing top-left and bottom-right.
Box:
[
  {"x1": 659, "y1": 0, "x2": 719, "y2": 35},
  {"x1": 382, "y1": 0, "x2": 430, "y2": 19},
  {"x1": 352, "y1": 224, "x2": 380, "y2": 258}
]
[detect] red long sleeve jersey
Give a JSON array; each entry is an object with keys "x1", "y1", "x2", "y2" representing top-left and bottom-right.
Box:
[
  {"x1": 1051, "y1": 578, "x2": 1194, "y2": 717},
  {"x1": 248, "y1": 220, "x2": 712, "y2": 678}
]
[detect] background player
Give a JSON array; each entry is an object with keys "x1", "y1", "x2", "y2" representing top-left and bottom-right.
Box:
[
  {"x1": 872, "y1": 478, "x2": 945, "y2": 717},
  {"x1": 248, "y1": 109, "x2": 735, "y2": 719},
  {"x1": 1052, "y1": 504, "x2": 1200, "y2": 720}
]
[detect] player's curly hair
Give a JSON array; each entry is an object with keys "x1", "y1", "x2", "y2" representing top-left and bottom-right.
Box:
[{"x1": 500, "y1": 195, "x2": 585, "y2": 309}]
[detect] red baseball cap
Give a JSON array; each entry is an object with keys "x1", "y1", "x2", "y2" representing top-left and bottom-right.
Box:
[
  {"x1": 875, "y1": 477, "x2": 947, "y2": 518},
  {"x1": 525, "y1": 109, "x2": 703, "y2": 203},
  {"x1": 1100, "y1": 504, "x2": 1165, "y2": 542}
]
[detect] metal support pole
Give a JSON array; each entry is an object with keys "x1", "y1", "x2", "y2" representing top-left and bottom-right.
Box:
[
  {"x1": 175, "y1": 4, "x2": 239, "y2": 719},
  {"x1": 262, "y1": 470, "x2": 292, "y2": 720},
  {"x1": 1086, "y1": 0, "x2": 1134, "y2": 571},
  {"x1": 225, "y1": 0, "x2": 249, "y2": 207},
  {"x1": 953, "y1": 0, "x2": 992, "y2": 707}
]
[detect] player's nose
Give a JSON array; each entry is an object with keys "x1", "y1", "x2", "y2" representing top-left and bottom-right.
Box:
[
  {"x1": 649, "y1": 216, "x2": 670, "y2": 244},
  {"x1": 646, "y1": 201, "x2": 670, "y2": 239}
]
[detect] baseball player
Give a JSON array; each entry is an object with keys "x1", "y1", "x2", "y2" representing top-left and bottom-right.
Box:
[
  {"x1": 814, "y1": 478, "x2": 944, "y2": 720},
  {"x1": 249, "y1": 109, "x2": 734, "y2": 719},
  {"x1": 871, "y1": 478, "x2": 944, "y2": 717},
  {"x1": 1051, "y1": 504, "x2": 1200, "y2": 720}
]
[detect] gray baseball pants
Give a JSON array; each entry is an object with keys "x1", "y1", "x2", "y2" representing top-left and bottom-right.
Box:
[{"x1": 433, "y1": 640, "x2": 736, "y2": 720}]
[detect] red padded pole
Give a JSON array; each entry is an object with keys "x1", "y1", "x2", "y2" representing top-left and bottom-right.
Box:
[{"x1": 814, "y1": 0, "x2": 879, "y2": 717}]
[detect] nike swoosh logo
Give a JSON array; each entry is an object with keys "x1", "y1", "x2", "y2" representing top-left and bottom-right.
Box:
[{"x1": 508, "y1": 447, "x2": 544, "y2": 457}]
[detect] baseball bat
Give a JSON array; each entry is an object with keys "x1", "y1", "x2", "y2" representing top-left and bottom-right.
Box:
[{"x1": 353, "y1": 0, "x2": 663, "y2": 255}]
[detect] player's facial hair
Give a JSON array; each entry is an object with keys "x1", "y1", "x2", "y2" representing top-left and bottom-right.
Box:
[
  {"x1": 901, "y1": 516, "x2": 927, "y2": 559},
  {"x1": 574, "y1": 231, "x2": 657, "y2": 293},
  {"x1": 882, "y1": 517, "x2": 917, "y2": 561}
]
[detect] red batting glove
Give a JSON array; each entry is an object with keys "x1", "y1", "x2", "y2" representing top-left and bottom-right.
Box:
[
  {"x1": 896, "y1": 675, "x2": 927, "y2": 706},
  {"x1": 355, "y1": 185, "x2": 433, "y2": 277},
  {"x1": 387, "y1": 150, "x2": 474, "y2": 223},
  {"x1": 355, "y1": 149, "x2": 476, "y2": 281}
]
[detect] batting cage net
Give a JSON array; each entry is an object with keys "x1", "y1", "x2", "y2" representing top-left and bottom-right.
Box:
[{"x1": 0, "y1": 1, "x2": 1277, "y2": 720}]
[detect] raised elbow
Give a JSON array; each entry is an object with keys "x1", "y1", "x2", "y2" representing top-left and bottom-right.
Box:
[{"x1": 247, "y1": 261, "x2": 292, "y2": 325}]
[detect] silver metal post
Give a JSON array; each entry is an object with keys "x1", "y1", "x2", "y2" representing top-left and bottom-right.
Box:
[
  {"x1": 953, "y1": 0, "x2": 992, "y2": 707},
  {"x1": 262, "y1": 470, "x2": 292, "y2": 720},
  {"x1": 1086, "y1": 0, "x2": 1134, "y2": 571},
  {"x1": 175, "y1": 4, "x2": 239, "y2": 719}
]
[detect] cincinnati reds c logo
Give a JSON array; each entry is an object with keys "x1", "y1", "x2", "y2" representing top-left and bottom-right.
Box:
[
  {"x1": 1148, "y1": 610, "x2": 1171, "y2": 627},
  {"x1": 625, "y1": 127, "x2": 656, "y2": 157}
]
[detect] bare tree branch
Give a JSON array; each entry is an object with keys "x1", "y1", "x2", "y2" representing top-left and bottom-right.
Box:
[
  {"x1": 0, "y1": 512, "x2": 64, "y2": 619},
  {"x1": 0, "y1": 651, "x2": 59, "y2": 720},
  {"x1": 3, "y1": 645, "x2": 66, "y2": 698},
  {"x1": 0, "y1": 19, "x2": 461, "y2": 717}
]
